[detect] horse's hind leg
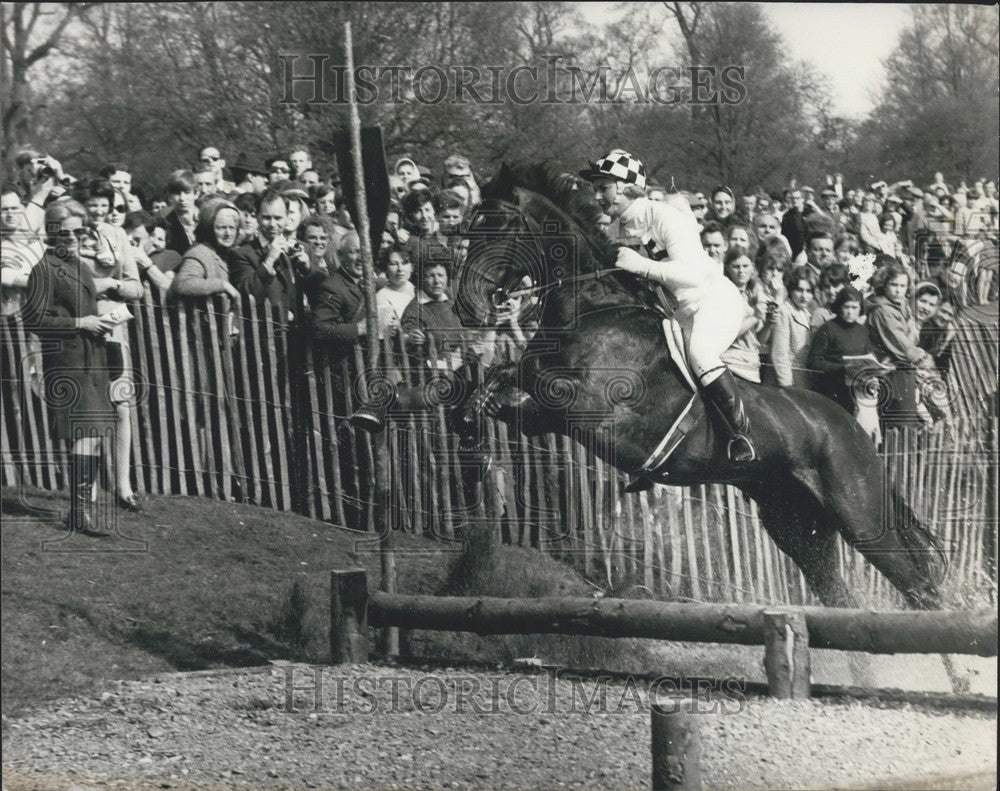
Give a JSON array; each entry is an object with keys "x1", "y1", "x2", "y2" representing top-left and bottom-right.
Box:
[{"x1": 745, "y1": 482, "x2": 858, "y2": 608}]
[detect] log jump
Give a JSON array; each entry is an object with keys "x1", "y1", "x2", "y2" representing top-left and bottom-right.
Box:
[
  {"x1": 330, "y1": 568, "x2": 996, "y2": 791},
  {"x1": 330, "y1": 568, "x2": 998, "y2": 666}
]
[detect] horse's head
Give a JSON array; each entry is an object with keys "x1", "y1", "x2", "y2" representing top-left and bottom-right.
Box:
[
  {"x1": 456, "y1": 163, "x2": 608, "y2": 329},
  {"x1": 455, "y1": 164, "x2": 546, "y2": 328}
]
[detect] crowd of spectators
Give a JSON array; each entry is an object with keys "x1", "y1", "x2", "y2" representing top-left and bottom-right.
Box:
[
  {"x1": 1, "y1": 142, "x2": 997, "y2": 529},
  {"x1": 688, "y1": 176, "x2": 998, "y2": 436}
]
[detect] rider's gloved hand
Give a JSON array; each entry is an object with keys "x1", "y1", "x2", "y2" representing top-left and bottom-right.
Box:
[{"x1": 614, "y1": 246, "x2": 652, "y2": 278}]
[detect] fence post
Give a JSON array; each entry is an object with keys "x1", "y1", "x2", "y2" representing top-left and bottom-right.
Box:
[
  {"x1": 762, "y1": 608, "x2": 810, "y2": 699},
  {"x1": 330, "y1": 568, "x2": 369, "y2": 664},
  {"x1": 650, "y1": 696, "x2": 702, "y2": 791}
]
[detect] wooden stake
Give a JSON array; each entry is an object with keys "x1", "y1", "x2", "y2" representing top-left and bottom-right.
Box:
[
  {"x1": 650, "y1": 697, "x2": 702, "y2": 791},
  {"x1": 343, "y1": 20, "x2": 395, "y2": 655},
  {"x1": 329, "y1": 568, "x2": 369, "y2": 664},
  {"x1": 763, "y1": 609, "x2": 811, "y2": 699}
]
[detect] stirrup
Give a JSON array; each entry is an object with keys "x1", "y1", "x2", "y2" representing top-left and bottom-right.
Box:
[
  {"x1": 350, "y1": 406, "x2": 386, "y2": 433},
  {"x1": 727, "y1": 435, "x2": 757, "y2": 463}
]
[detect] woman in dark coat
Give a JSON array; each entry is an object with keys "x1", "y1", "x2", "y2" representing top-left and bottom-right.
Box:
[
  {"x1": 22, "y1": 200, "x2": 118, "y2": 535},
  {"x1": 808, "y1": 286, "x2": 872, "y2": 413}
]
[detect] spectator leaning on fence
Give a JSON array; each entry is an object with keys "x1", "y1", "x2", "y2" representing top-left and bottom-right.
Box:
[
  {"x1": 310, "y1": 230, "x2": 367, "y2": 361},
  {"x1": 912, "y1": 280, "x2": 954, "y2": 425},
  {"x1": 915, "y1": 281, "x2": 956, "y2": 377},
  {"x1": 866, "y1": 262, "x2": 934, "y2": 427},
  {"x1": 169, "y1": 199, "x2": 242, "y2": 301},
  {"x1": 400, "y1": 256, "x2": 473, "y2": 373},
  {"x1": 229, "y1": 188, "x2": 322, "y2": 324},
  {"x1": 122, "y1": 210, "x2": 173, "y2": 292},
  {"x1": 22, "y1": 201, "x2": 119, "y2": 536}
]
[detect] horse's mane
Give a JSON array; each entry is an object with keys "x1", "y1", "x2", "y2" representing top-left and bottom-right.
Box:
[{"x1": 483, "y1": 163, "x2": 619, "y2": 274}]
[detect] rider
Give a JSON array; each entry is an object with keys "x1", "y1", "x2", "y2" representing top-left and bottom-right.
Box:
[{"x1": 579, "y1": 150, "x2": 757, "y2": 475}]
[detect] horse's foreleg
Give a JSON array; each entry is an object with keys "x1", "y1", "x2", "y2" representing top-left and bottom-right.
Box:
[
  {"x1": 459, "y1": 362, "x2": 563, "y2": 439},
  {"x1": 743, "y1": 480, "x2": 858, "y2": 608}
]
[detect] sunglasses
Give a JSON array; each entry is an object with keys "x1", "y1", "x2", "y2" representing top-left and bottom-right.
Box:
[
  {"x1": 201, "y1": 155, "x2": 220, "y2": 163},
  {"x1": 110, "y1": 204, "x2": 127, "y2": 213},
  {"x1": 53, "y1": 228, "x2": 92, "y2": 239},
  {"x1": 270, "y1": 166, "x2": 290, "y2": 173}
]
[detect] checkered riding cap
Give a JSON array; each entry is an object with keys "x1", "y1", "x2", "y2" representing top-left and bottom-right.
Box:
[{"x1": 579, "y1": 149, "x2": 647, "y2": 190}]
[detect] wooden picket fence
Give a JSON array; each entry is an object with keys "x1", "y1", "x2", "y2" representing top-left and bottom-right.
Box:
[{"x1": 2, "y1": 287, "x2": 996, "y2": 607}]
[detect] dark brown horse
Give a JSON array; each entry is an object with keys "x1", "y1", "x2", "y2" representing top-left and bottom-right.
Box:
[{"x1": 452, "y1": 164, "x2": 945, "y2": 610}]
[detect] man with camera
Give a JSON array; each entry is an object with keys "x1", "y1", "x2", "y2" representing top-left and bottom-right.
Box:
[
  {"x1": 229, "y1": 188, "x2": 321, "y2": 325},
  {"x1": 13, "y1": 146, "x2": 74, "y2": 233}
]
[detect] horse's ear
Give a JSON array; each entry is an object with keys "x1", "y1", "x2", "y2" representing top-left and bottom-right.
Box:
[{"x1": 494, "y1": 162, "x2": 516, "y2": 199}]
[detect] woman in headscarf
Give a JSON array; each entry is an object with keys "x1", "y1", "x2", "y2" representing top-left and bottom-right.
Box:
[
  {"x1": 170, "y1": 198, "x2": 242, "y2": 300},
  {"x1": 169, "y1": 198, "x2": 244, "y2": 490}
]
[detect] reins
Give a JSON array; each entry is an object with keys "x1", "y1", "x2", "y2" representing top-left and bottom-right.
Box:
[
  {"x1": 503, "y1": 266, "x2": 628, "y2": 301},
  {"x1": 466, "y1": 193, "x2": 667, "y2": 327}
]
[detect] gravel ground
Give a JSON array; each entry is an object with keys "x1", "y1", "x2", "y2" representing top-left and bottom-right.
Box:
[{"x1": 2, "y1": 663, "x2": 996, "y2": 791}]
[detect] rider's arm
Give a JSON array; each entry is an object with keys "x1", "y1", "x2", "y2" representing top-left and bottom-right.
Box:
[{"x1": 614, "y1": 202, "x2": 714, "y2": 290}]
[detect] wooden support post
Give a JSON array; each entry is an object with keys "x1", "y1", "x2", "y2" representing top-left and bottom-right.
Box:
[
  {"x1": 651, "y1": 697, "x2": 702, "y2": 791},
  {"x1": 342, "y1": 20, "x2": 396, "y2": 656},
  {"x1": 329, "y1": 569, "x2": 369, "y2": 664},
  {"x1": 763, "y1": 609, "x2": 810, "y2": 699}
]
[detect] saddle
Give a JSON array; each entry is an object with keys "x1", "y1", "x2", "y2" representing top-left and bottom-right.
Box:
[
  {"x1": 634, "y1": 318, "x2": 698, "y2": 479},
  {"x1": 635, "y1": 318, "x2": 758, "y2": 480}
]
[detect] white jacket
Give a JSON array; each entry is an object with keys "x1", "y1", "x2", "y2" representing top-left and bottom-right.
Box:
[{"x1": 609, "y1": 197, "x2": 726, "y2": 317}]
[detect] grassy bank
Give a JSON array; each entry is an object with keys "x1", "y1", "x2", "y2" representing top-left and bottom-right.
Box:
[{"x1": 2, "y1": 487, "x2": 676, "y2": 715}]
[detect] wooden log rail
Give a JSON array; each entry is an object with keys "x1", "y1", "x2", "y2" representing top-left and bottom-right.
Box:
[{"x1": 365, "y1": 590, "x2": 998, "y2": 657}]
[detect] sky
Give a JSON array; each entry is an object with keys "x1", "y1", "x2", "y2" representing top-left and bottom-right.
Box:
[{"x1": 573, "y1": 2, "x2": 911, "y2": 118}]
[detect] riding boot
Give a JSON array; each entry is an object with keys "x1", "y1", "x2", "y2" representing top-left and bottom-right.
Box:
[
  {"x1": 66, "y1": 453, "x2": 107, "y2": 536},
  {"x1": 702, "y1": 369, "x2": 757, "y2": 463}
]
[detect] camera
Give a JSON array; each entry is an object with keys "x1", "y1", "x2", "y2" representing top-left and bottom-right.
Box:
[{"x1": 36, "y1": 163, "x2": 74, "y2": 187}]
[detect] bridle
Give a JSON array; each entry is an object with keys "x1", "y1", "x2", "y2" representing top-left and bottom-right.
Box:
[{"x1": 465, "y1": 195, "x2": 630, "y2": 313}]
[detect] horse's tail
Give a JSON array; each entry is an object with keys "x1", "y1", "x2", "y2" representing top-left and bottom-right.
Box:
[{"x1": 888, "y1": 485, "x2": 949, "y2": 605}]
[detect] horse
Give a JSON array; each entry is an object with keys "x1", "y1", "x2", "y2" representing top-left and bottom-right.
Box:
[{"x1": 447, "y1": 163, "x2": 945, "y2": 612}]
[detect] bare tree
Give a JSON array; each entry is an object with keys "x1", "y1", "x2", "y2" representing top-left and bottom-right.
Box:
[
  {"x1": 1, "y1": 2, "x2": 99, "y2": 159},
  {"x1": 856, "y1": 3, "x2": 999, "y2": 182}
]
